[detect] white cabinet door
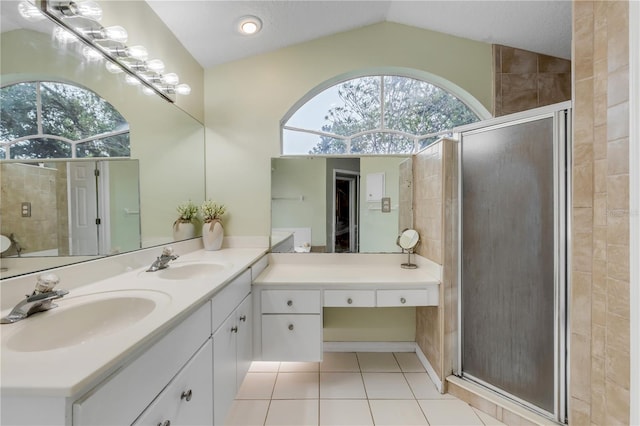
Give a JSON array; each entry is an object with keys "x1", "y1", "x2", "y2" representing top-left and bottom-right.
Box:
[
  {"x1": 262, "y1": 314, "x2": 322, "y2": 361},
  {"x1": 236, "y1": 295, "x2": 253, "y2": 389},
  {"x1": 213, "y1": 311, "x2": 238, "y2": 426},
  {"x1": 133, "y1": 339, "x2": 214, "y2": 426}
]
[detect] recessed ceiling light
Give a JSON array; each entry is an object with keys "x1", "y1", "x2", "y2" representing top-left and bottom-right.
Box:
[{"x1": 238, "y1": 16, "x2": 262, "y2": 35}]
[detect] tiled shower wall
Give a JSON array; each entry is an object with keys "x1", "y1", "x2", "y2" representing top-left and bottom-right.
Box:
[
  {"x1": 413, "y1": 138, "x2": 457, "y2": 382},
  {"x1": 571, "y1": 1, "x2": 630, "y2": 424},
  {"x1": 493, "y1": 44, "x2": 571, "y2": 116},
  {"x1": 0, "y1": 163, "x2": 59, "y2": 255}
]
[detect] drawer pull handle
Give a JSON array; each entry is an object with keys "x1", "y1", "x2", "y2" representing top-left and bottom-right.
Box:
[
  {"x1": 239, "y1": 315, "x2": 247, "y2": 322},
  {"x1": 400, "y1": 297, "x2": 406, "y2": 304},
  {"x1": 231, "y1": 326, "x2": 238, "y2": 333},
  {"x1": 347, "y1": 298, "x2": 353, "y2": 304},
  {"x1": 288, "y1": 324, "x2": 294, "y2": 331},
  {"x1": 287, "y1": 300, "x2": 293, "y2": 307},
  {"x1": 181, "y1": 389, "x2": 193, "y2": 401},
  {"x1": 157, "y1": 421, "x2": 171, "y2": 426}
]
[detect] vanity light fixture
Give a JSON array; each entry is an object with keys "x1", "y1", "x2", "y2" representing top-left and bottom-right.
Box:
[
  {"x1": 237, "y1": 15, "x2": 262, "y2": 35},
  {"x1": 34, "y1": 0, "x2": 191, "y2": 102}
]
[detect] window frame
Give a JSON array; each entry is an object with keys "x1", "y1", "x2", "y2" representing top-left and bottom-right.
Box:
[{"x1": 280, "y1": 69, "x2": 491, "y2": 156}]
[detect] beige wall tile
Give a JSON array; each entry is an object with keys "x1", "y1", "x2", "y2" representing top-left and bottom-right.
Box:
[
  {"x1": 574, "y1": 164, "x2": 594, "y2": 208},
  {"x1": 605, "y1": 346, "x2": 630, "y2": 389},
  {"x1": 500, "y1": 46, "x2": 538, "y2": 73},
  {"x1": 574, "y1": 207, "x2": 594, "y2": 232},
  {"x1": 571, "y1": 271, "x2": 593, "y2": 335},
  {"x1": 606, "y1": 313, "x2": 630, "y2": 354},
  {"x1": 594, "y1": 159, "x2": 608, "y2": 193},
  {"x1": 593, "y1": 124, "x2": 608, "y2": 160},
  {"x1": 606, "y1": 1, "x2": 629, "y2": 73},
  {"x1": 605, "y1": 381, "x2": 630, "y2": 425},
  {"x1": 606, "y1": 101, "x2": 629, "y2": 141},
  {"x1": 575, "y1": 14, "x2": 595, "y2": 80},
  {"x1": 570, "y1": 396, "x2": 592, "y2": 425},
  {"x1": 607, "y1": 66, "x2": 630, "y2": 106},
  {"x1": 606, "y1": 278, "x2": 630, "y2": 318},
  {"x1": 607, "y1": 212, "x2": 630, "y2": 246},
  {"x1": 570, "y1": 332, "x2": 592, "y2": 402},
  {"x1": 591, "y1": 355, "x2": 606, "y2": 424},
  {"x1": 607, "y1": 138, "x2": 629, "y2": 175}
]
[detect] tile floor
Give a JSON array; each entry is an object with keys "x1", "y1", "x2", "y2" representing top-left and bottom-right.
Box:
[{"x1": 225, "y1": 352, "x2": 505, "y2": 426}]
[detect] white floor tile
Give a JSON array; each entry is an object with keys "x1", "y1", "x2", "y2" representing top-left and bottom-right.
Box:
[
  {"x1": 249, "y1": 361, "x2": 280, "y2": 372},
  {"x1": 473, "y1": 407, "x2": 507, "y2": 425},
  {"x1": 279, "y1": 361, "x2": 320, "y2": 372},
  {"x1": 404, "y1": 373, "x2": 454, "y2": 399},
  {"x1": 272, "y1": 372, "x2": 320, "y2": 399},
  {"x1": 369, "y1": 400, "x2": 429, "y2": 425},
  {"x1": 224, "y1": 399, "x2": 270, "y2": 425},
  {"x1": 320, "y1": 372, "x2": 366, "y2": 399},
  {"x1": 393, "y1": 352, "x2": 426, "y2": 372},
  {"x1": 362, "y1": 373, "x2": 414, "y2": 399},
  {"x1": 265, "y1": 399, "x2": 319, "y2": 426},
  {"x1": 236, "y1": 372, "x2": 277, "y2": 399},
  {"x1": 357, "y1": 352, "x2": 401, "y2": 372},
  {"x1": 319, "y1": 399, "x2": 373, "y2": 426},
  {"x1": 419, "y1": 399, "x2": 484, "y2": 425},
  {"x1": 320, "y1": 352, "x2": 360, "y2": 372}
]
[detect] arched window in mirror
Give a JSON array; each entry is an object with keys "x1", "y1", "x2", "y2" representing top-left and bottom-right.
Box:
[
  {"x1": 0, "y1": 81, "x2": 129, "y2": 160},
  {"x1": 282, "y1": 74, "x2": 483, "y2": 155}
]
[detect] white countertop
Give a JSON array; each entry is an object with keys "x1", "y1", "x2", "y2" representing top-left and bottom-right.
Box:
[
  {"x1": 0, "y1": 247, "x2": 266, "y2": 398},
  {"x1": 254, "y1": 253, "x2": 441, "y2": 287}
]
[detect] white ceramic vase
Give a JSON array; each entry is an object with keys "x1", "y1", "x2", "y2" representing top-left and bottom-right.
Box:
[
  {"x1": 202, "y1": 219, "x2": 223, "y2": 251},
  {"x1": 173, "y1": 221, "x2": 196, "y2": 241}
]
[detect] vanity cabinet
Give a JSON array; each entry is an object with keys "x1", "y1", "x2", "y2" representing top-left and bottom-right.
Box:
[
  {"x1": 260, "y1": 290, "x2": 322, "y2": 361},
  {"x1": 72, "y1": 301, "x2": 212, "y2": 426},
  {"x1": 132, "y1": 339, "x2": 213, "y2": 426}
]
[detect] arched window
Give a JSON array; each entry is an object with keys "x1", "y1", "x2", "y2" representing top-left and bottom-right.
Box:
[
  {"x1": 282, "y1": 74, "x2": 483, "y2": 155},
  {"x1": 0, "y1": 81, "x2": 129, "y2": 160}
]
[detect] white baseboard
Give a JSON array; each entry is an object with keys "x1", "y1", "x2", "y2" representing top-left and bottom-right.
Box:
[{"x1": 323, "y1": 341, "x2": 443, "y2": 393}]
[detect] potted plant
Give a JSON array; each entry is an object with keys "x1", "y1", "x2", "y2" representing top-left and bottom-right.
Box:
[
  {"x1": 173, "y1": 200, "x2": 199, "y2": 241},
  {"x1": 201, "y1": 200, "x2": 226, "y2": 250}
]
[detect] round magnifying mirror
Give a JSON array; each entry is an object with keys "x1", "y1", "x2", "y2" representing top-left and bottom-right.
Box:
[
  {"x1": 0, "y1": 235, "x2": 11, "y2": 253},
  {"x1": 397, "y1": 229, "x2": 420, "y2": 251}
]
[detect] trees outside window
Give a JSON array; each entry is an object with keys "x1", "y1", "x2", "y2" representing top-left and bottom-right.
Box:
[
  {"x1": 0, "y1": 81, "x2": 129, "y2": 160},
  {"x1": 282, "y1": 75, "x2": 480, "y2": 155}
]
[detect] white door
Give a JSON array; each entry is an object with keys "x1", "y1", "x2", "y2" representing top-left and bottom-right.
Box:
[{"x1": 68, "y1": 162, "x2": 98, "y2": 255}]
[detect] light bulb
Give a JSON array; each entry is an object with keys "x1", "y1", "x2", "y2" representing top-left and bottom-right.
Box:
[
  {"x1": 241, "y1": 21, "x2": 258, "y2": 34},
  {"x1": 175, "y1": 84, "x2": 191, "y2": 95},
  {"x1": 82, "y1": 46, "x2": 103, "y2": 61},
  {"x1": 107, "y1": 45, "x2": 148, "y2": 60},
  {"x1": 18, "y1": 1, "x2": 46, "y2": 22},
  {"x1": 162, "y1": 73, "x2": 179, "y2": 85},
  {"x1": 146, "y1": 59, "x2": 165, "y2": 73},
  {"x1": 85, "y1": 25, "x2": 127, "y2": 42},
  {"x1": 72, "y1": 1, "x2": 102, "y2": 20},
  {"x1": 105, "y1": 61, "x2": 123, "y2": 74}
]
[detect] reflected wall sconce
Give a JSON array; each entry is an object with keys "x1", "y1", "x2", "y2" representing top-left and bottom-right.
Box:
[{"x1": 25, "y1": 0, "x2": 191, "y2": 103}]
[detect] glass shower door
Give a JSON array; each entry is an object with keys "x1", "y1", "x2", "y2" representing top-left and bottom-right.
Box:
[{"x1": 459, "y1": 110, "x2": 568, "y2": 421}]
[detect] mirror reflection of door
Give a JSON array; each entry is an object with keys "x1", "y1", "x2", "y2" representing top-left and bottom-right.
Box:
[
  {"x1": 68, "y1": 162, "x2": 99, "y2": 255},
  {"x1": 333, "y1": 170, "x2": 359, "y2": 253}
]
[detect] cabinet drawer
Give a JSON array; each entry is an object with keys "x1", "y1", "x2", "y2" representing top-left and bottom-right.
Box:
[
  {"x1": 376, "y1": 289, "x2": 434, "y2": 307},
  {"x1": 212, "y1": 269, "x2": 251, "y2": 332},
  {"x1": 324, "y1": 290, "x2": 375, "y2": 307},
  {"x1": 261, "y1": 290, "x2": 321, "y2": 314},
  {"x1": 261, "y1": 314, "x2": 322, "y2": 361},
  {"x1": 73, "y1": 301, "x2": 211, "y2": 426},
  {"x1": 133, "y1": 339, "x2": 213, "y2": 426}
]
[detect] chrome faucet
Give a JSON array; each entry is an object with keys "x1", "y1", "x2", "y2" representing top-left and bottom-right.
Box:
[
  {"x1": 146, "y1": 246, "x2": 179, "y2": 272},
  {"x1": 1, "y1": 273, "x2": 68, "y2": 324}
]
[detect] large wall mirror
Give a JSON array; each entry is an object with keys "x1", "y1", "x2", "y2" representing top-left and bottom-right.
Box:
[
  {"x1": 0, "y1": 1, "x2": 205, "y2": 279},
  {"x1": 271, "y1": 156, "x2": 412, "y2": 253}
]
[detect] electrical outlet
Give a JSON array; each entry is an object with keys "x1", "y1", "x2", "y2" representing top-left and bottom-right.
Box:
[
  {"x1": 21, "y1": 202, "x2": 31, "y2": 217},
  {"x1": 381, "y1": 197, "x2": 391, "y2": 213}
]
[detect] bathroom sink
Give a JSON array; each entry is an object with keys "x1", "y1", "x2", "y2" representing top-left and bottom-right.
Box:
[
  {"x1": 143, "y1": 262, "x2": 230, "y2": 280},
  {"x1": 5, "y1": 290, "x2": 170, "y2": 352}
]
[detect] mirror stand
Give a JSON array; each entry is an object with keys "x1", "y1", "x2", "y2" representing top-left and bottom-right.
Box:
[{"x1": 400, "y1": 248, "x2": 418, "y2": 269}]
